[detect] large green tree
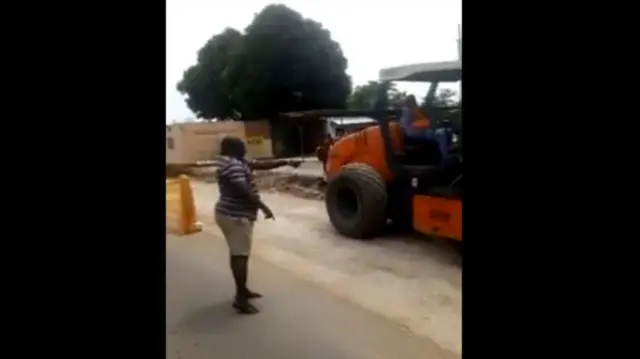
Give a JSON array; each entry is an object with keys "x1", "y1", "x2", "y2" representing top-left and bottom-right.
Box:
[
  {"x1": 423, "y1": 88, "x2": 459, "y2": 108},
  {"x1": 421, "y1": 88, "x2": 461, "y2": 131},
  {"x1": 177, "y1": 5, "x2": 351, "y2": 120},
  {"x1": 176, "y1": 28, "x2": 242, "y2": 120},
  {"x1": 348, "y1": 81, "x2": 409, "y2": 109}
]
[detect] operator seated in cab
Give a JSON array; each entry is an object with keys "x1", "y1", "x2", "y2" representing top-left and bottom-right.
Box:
[{"x1": 399, "y1": 95, "x2": 449, "y2": 162}]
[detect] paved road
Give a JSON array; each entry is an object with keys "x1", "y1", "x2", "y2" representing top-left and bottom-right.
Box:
[
  {"x1": 191, "y1": 182, "x2": 462, "y2": 354},
  {"x1": 166, "y1": 232, "x2": 458, "y2": 359}
]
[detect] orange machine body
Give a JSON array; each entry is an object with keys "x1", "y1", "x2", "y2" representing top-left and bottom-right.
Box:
[
  {"x1": 412, "y1": 195, "x2": 462, "y2": 241},
  {"x1": 326, "y1": 122, "x2": 404, "y2": 183},
  {"x1": 326, "y1": 121, "x2": 462, "y2": 242}
]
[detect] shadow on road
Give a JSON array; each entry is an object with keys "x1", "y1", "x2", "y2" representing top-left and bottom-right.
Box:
[{"x1": 175, "y1": 301, "x2": 239, "y2": 334}]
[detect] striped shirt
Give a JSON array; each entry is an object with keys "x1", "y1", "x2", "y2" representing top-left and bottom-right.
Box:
[{"x1": 214, "y1": 155, "x2": 260, "y2": 221}]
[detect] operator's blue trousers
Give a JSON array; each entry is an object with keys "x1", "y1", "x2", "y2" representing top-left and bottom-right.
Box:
[{"x1": 403, "y1": 128, "x2": 449, "y2": 160}]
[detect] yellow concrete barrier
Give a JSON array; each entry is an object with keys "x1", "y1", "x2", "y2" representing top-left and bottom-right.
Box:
[{"x1": 166, "y1": 175, "x2": 201, "y2": 235}]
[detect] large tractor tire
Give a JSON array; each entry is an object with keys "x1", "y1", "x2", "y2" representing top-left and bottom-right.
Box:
[{"x1": 325, "y1": 163, "x2": 387, "y2": 239}]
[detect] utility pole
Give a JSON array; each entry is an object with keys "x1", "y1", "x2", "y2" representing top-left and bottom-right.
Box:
[
  {"x1": 457, "y1": 24, "x2": 462, "y2": 103},
  {"x1": 457, "y1": 24, "x2": 461, "y2": 60}
]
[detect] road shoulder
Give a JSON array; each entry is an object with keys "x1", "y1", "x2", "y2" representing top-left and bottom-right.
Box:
[{"x1": 167, "y1": 232, "x2": 459, "y2": 359}]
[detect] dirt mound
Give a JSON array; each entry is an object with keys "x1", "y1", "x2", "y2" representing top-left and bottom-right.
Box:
[
  {"x1": 253, "y1": 171, "x2": 326, "y2": 200},
  {"x1": 169, "y1": 159, "x2": 326, "y2": 200},
  {"x1": 189, "y1": 169, "x2": 325, "y2": 200}
]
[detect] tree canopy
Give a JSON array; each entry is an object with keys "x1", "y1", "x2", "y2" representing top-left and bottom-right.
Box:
[
  {"x1": 177, "y1": 5, "x2": 352, "y2": 121},
  {"x1": 176, "y1": 28, "x2": 242, "y2": 120},
  {"x1": 348, "y1": 80, "x2": 461, "y2": 111},
  {"x1": 424, "y1": 88, "x2": 459, "y2": 108},
  {"x1": 347, "y1": 81, "x2": 409, "y2": 109}
]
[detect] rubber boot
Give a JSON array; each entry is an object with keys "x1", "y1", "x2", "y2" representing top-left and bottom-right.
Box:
[
  {"x1": 230, "y1": 255, "x2": 259, "y2": 314},
  {"x1": 244, "y1": 256, "x2": 263, "y2": 299}
]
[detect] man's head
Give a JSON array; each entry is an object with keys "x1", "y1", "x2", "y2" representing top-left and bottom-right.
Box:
[
  {"x1": 220, "y1": 136, "x2": 246, "y2": 159},
  {"x1": 404, "y1": 95, "x2": 418, "y2": 109}
]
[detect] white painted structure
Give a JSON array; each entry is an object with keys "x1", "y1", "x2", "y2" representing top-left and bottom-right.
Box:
[{"x1": 324, "y1": 117, "x2": 376, "y2": 139}]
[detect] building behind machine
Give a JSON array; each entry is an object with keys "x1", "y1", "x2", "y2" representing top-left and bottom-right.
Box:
[
  {"x1": 166, "y1": 120, "x2": 273, "y2": 165},
  {"x1": 273, "y1": 111, "x2": 382, "y2": 159},
  {"x1": 325, "y1": 116, "x2": 376, "y2": 138},
  {"x1": 166, "y1": 115, "x2": 379, "y2": 164}
]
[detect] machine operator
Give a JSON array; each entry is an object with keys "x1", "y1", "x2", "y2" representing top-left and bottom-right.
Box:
[{"x1": 399, "y1": 95, "x2": 449, "y2": 159}]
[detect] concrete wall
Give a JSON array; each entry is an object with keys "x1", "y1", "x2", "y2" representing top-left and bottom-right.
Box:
[
  {"x1": 166, "y1": 121, "x2": 273, "y2": 164},
  {"x1": 244, "y1": 120, "x2": 273, "y2": 159}
]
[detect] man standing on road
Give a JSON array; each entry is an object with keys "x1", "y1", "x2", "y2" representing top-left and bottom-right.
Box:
[{"x1": 214, "y1": 136, "x2": 279, "y2": 315}]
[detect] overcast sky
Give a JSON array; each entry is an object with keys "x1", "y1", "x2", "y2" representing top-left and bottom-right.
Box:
[{"x1": 166, "y1": 0, "x2": 461, "y2": 122}]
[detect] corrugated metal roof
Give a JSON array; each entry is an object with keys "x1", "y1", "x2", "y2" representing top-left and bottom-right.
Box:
[{"x1": 326, "y1": 117, "x2": 376, "y2": 125}]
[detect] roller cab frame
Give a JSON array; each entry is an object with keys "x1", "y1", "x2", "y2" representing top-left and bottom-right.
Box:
[
  {"x1": 324, "y1": 60, "x2": 462, "y2": 243},
  {"x1": 378, "y1": 60, "x2": 462, "y2": 241}
]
